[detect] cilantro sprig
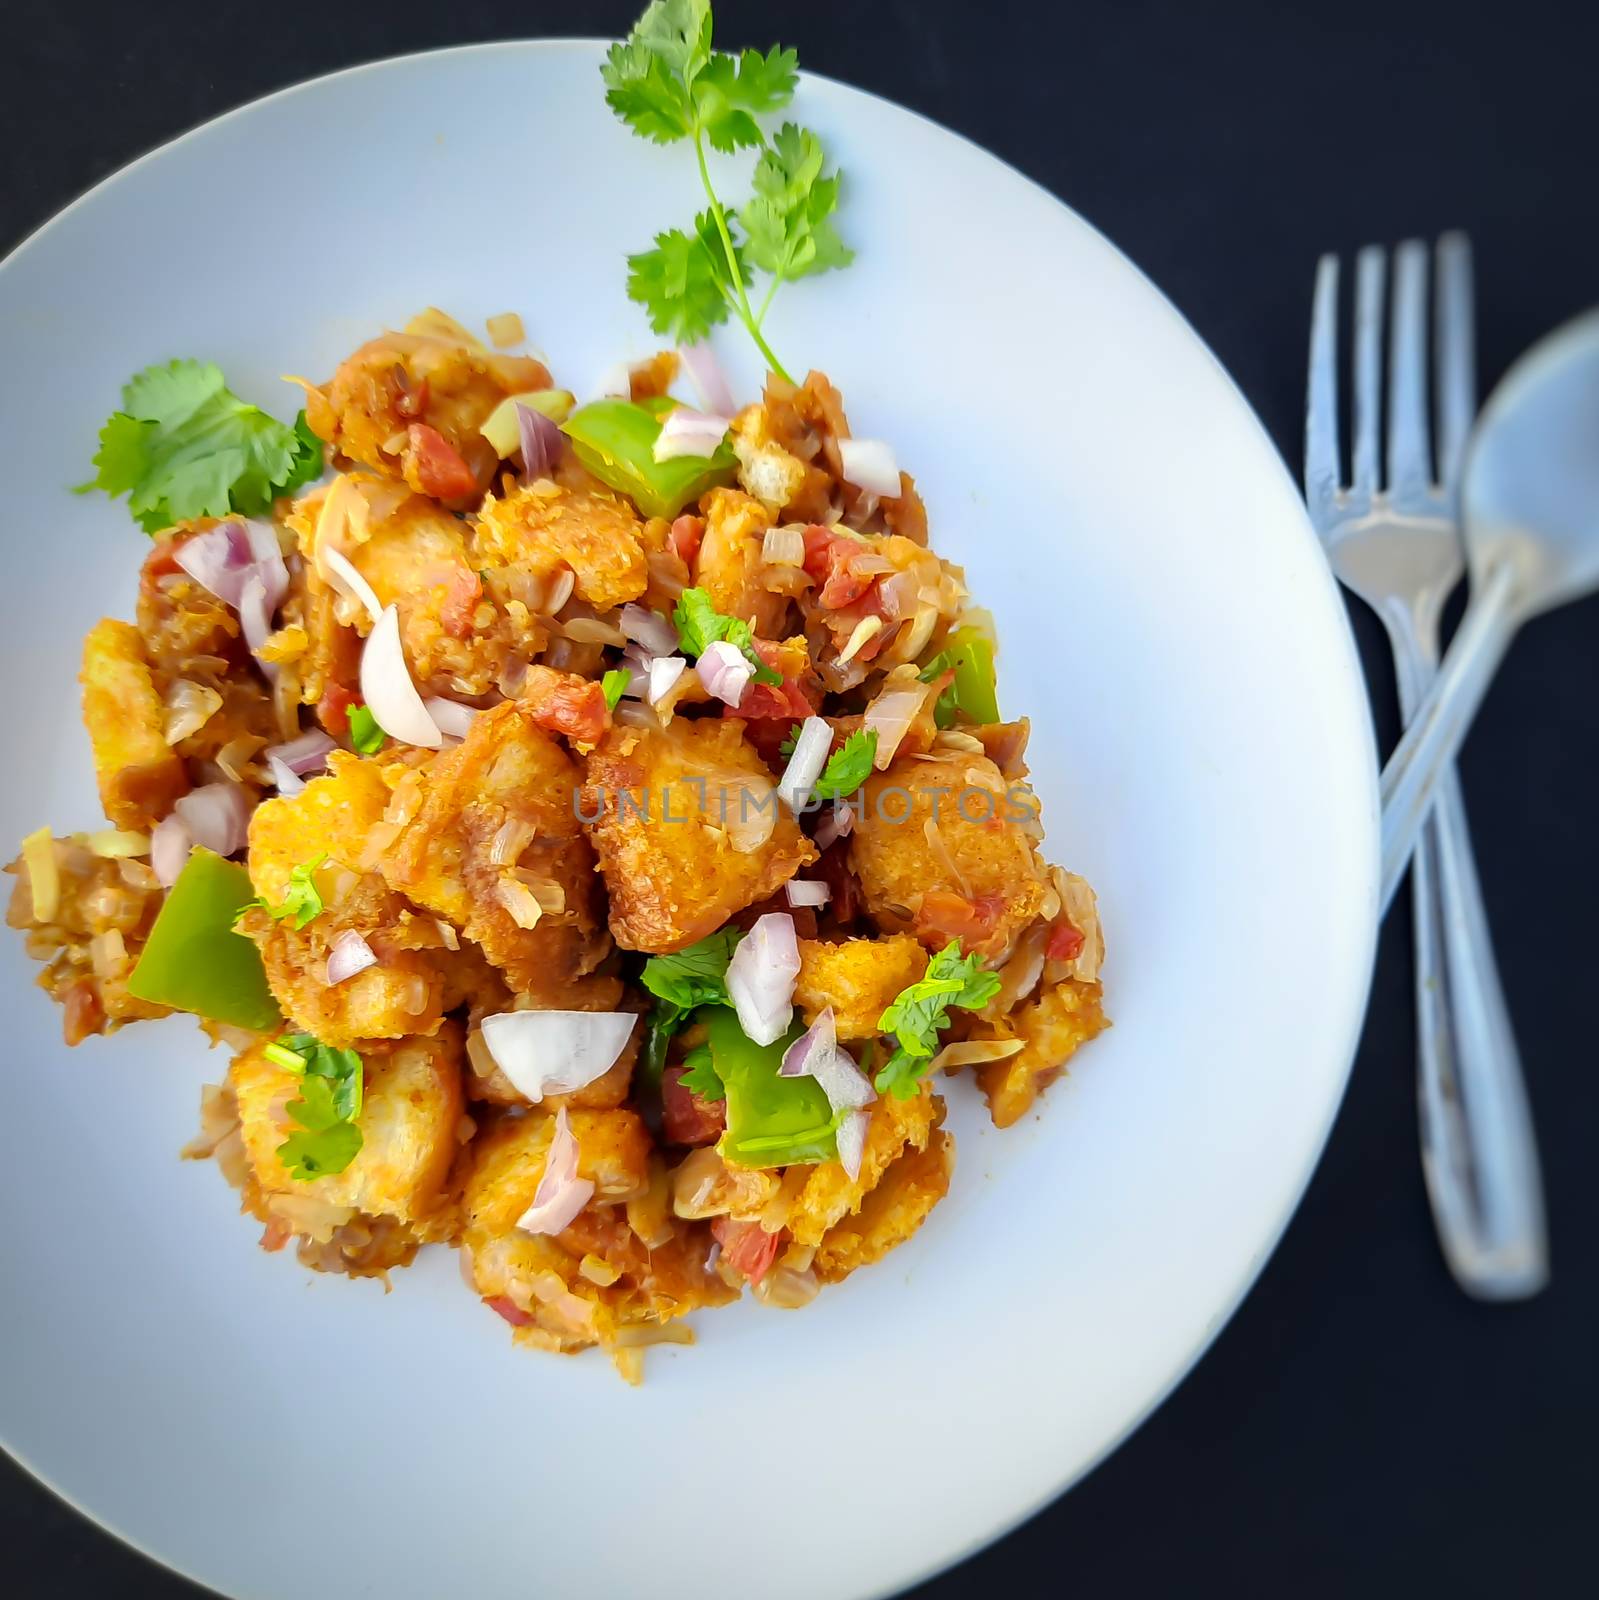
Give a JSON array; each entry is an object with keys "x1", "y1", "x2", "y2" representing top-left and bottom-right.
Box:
[
  {"x1": 672, "y1": 587, "x2": 782, "y2": 684},
  {"x1": 812, "y1": 728, "x2": 877, "y2": 800},
  {"x1": 602, "y1": 1, "x2": 852, "y2": 379},
  {"x1": 78, "y1": 359, "x2": 323, "y2": 534},
  {"x1": 639, "y1": 926, "x2": 743, "y2": 1091},
  {"x1": 238, "y1": 854, "x2": 328, "y2": 932},
  {"x1": 678, "y1": 1041, "x2": 725, "y2": 1103},
  {"x1": 874, "y1": 941, "x2": 1002, "y2": 1098},
  {"x1": 269, "y1": 1033, "x2": 365, "y2": 1180}
]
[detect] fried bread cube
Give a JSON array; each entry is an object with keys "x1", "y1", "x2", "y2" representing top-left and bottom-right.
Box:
[
  {"x1": 974, "y1": 977, "x2": 1108, "y2": 1128},
  {"x1": 80, "y1": 619, "x2": 188, "y2": 829},
  {"x1": 472, "y1": 479, "x2": 649, "y2": 612},
  {"x1": 793, "y1": 934, "x2": 928, "y2": 1039},
  {"x1": 581, "y1": 717, "x2": 816, "y2": 953},
  {"x1": 378, "y1": 703, "x2": 609, "y2": 996},
  {"x1": 848, "y1": 750, "x2": 1050, "y2": 959}
]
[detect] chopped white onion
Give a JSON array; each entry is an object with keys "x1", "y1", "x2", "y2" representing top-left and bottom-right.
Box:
[
  {"x1": 515, "y1": 1107, "x2": 596, "y2": 1236},
  {"x1": 863, "y1": 684, "x2": 931, "y2": 768},
  {"x1": 173, "y1": 781, "x2": 251, "y2": 858},
  {"x1": 725, "y1": 912, "x2": 800, "y2": 1047},
  {"x1": 423, "y1": 696, "x2": 480, "y2": 740},
  {"x1": 812, "y1": 801, "x2": 854, "y2": 851},
  {"x1": 619, "y1": 603, "x2": 680, "y2": 657},
  {"x1": 267, "y1": 756, "x2": 305, "y2": 795},
  {"x1": 838, "y1": 438, "x2": 901, "y2": 498},
  {"x1": 481, "y1": 1009, "x2": 637, "y2": 1103},
  {"x1": 653, "y1": 406, "x2": 731, "y2": 462},
  {"x1": 266, "y1": 727, "x2": 337, "y2": 776},
  {"x1": 647, "y1": 655, "x2": 687, "y2": 706},
  {"x1": 325, "y1": 930, "x2": 378, "y2": 986},
  {"x1": 785, "y1": 878, "x2": 831, "y2": 908},
  {"x1": 697, "y1": 639, "x2": 752, "y2": 708},
  {"x1": 323, "y1": 547, "x2": 384, "y2": 629},
  {"x1": 835, "y1": 1108, "x2": 870, "y2": 1182},
  {"x1": 778, "y1": 715, "x2": 832, "y2": 811},
  {"x1": 360, "y1": 605, "x2": 442, "y2": 749},
  {"x1": 150, "y1": 814, "x2": 192, "y2": 888},
  {"x1": 678, "y1": 342, "x2": 736, "y2": 415},
  {"x1": 762, "y1": 525, "x2": 806, "y2": 567}
]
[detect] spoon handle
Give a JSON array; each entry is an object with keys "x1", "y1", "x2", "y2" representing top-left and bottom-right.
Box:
[{"x1": 1380, "y1": 558, "x2": 1517, "y2": 907}]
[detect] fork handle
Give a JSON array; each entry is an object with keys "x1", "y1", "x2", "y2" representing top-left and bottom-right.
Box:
[{"x1": 1390, "y1": 615, "x2": 1548, "y2": 1298}]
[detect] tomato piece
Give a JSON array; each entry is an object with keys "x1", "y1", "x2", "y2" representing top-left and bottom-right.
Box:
[
  {"x1": 1047, "y1": 920, "x2": 1086, "y2": 962},
  {"x1": 317, "y1": 681, "x2": 358, "y2": 737},
  {"x1": 711, "y1": 1216, "x2": 784, "y2": 1286},
  {"x1": 484, "y1": 1294, "x2": 535, "y2": 1327},
  {"x1": 520, "y1": 664, "x2": 609, "y2": 744},
  {"x1": 668, "y1": 513, "x2": 705, "y2": 565},
  {"x1": 661, "y1": 1066, "x2": 726, "y2": 1146},
  {"x1": 405, "y1": 423, "x2": 480, "y2": 501},
  {"x1": 916, "y1": 889, "x2": 1004, "y2": 948}
]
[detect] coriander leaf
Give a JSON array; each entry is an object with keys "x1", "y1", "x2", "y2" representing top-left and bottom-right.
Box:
[
  {"x1": 635, "y1": 0, "x2": 713, "y2": 79},
  {"x1": 694, "y1": 44, "x2": 799, "y2": 153},
  {"x1": 626, "y1": 210, "x2": 738, "y2": 342},
  {"x1": 812, "y1": 728, "x2": 877, "y2": 800},
  {"x1": 601, "y1": 668, "x2": 631, "y2": 711},
  {"x1": 672, "y1": 586, "x2": 783, "y2": 685},
  {"x1": 779, "y1": 722, "x2": 803, "y2": 758},
  {"x1": 274, "y1": 1033, "x2": 365, "y2": 1179},
  {"x1": 739, "y1": 124, "x2": 853, "y2": 283},
  {"x1": 678, "y1": 1041, "x2": 725, "y2": 1102},
  {"x1": 282, "y1": 410, "x2": 327, "y2": 495},
  {"x1": 277, "y1": 1121, "x2": 363, "y2": 1181},
  {"x1": 602, "y1": 38, "x2": 697, "y2": 143},
  {"x1": 641, "y1": 926, "x2": 742, "y2": 1010},
  {"x1": 81, "y1": 359, "x2": 322, "y2": 535},
  {"x1": 347, "y1": 705, "x2": 386, "y2": 754},
  {"x1": 262, "y1": 854, "x2": 328, "y2": 930},
  {"x1": 874, "y1": 940, "x2": 1003, "y2": 1098}
]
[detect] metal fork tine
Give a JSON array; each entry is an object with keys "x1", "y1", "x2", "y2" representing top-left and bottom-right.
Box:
[
  {"x1": 1305, "y1": 254, "x2": 1342, "y2": 523},
  {"x1": 1435, "y1": 232, "x2": 1476, "y2": 488},
  {"x1": 1388, "y1": 239, "x2": 1432, "y2": 497},
  {"x1": 1352, "y1": 246, "x2": 1386, "y2": 493}
]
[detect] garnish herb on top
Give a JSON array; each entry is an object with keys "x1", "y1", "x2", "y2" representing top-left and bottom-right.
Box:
[
  {"x1": 78, "y1": 359, "x2": 323, "y2": 534},
  {"x1": 348, "y1": 704, "x2": 388, "y2": 754},
  {"x1": 638, "y1": 925, "x2": 744, "y2": 1090},
  {"x1": 678, "y1": 1041, "x2": 725, "y2": 1102},
  {"x1": 874, "y1": 940, "x2": 1002, "y2": 1098},
  {"x1": 812, "y1": 728, "x2": 876, "y2": 800},
  {"x1": 601, "y1": 669, "x2": 632, "y2": 711},
  {"x1": 271, "y1": 1033, "x2": 365, "y2": 1180},
  {"x1": 239, "y1": 853, "x2": 327, "y2": 931},
  {"x1": 672, "y1": 586, "x2": 782, "y2": 684},
  {"x1": 601, "y1": 0, "x2": 852, "y2": 380}
]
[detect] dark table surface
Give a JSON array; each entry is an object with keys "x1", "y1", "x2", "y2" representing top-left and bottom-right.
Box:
[{"x1": 4, "y1": 1, "x2": 1595, "y2": 1594}]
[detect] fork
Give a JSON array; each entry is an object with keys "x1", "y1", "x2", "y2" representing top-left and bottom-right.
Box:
[{"x1": 1305, "y1": 234, "x2": 1547, "y2": 1299}]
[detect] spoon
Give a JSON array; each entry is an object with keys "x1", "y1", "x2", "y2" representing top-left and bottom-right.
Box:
[{"x1": 1380, "y1": 307, "x2": 1599, "y2": 904}]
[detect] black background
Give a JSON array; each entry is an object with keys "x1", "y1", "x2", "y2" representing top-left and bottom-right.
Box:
[{"x1": 3, "y1": 1, "x2": 1595, "y2": 1595}]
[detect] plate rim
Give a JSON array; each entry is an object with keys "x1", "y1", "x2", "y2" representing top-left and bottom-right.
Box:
[{"x1": 0, "y1": 36, "x2": 1380, "y2": 1600}]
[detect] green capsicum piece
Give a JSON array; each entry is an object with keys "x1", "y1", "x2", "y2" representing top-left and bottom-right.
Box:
[
  {"x1": 706, "y1": 1007, "x2": 839, "y2": 1169},
  {"x1": 126, "y1": 848, "x2": 281, "y2": 1030},
  {"x1": 920, "y1": 626, "x2": 1000, "y2": 728},
  {"x1": 561, "y1": 398, "x2": 736, "y2": 518}
]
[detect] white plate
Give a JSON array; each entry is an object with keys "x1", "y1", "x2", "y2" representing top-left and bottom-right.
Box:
[{"x1": 0, "y1": 41, "x2": 1377, "y2": 1600}]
